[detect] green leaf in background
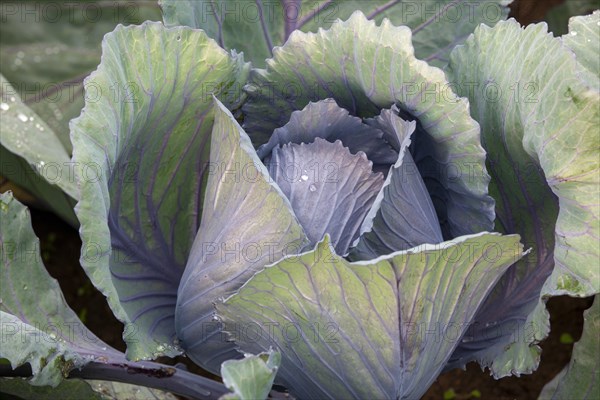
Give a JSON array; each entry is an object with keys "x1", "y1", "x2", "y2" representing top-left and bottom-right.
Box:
[
  {"x1": 0, "y1": 74, "x2": 78, "y2": 225},
  {"x1": 217, "y1": 233, "x2": 524, "y2": 399},
  {"x1": 563, "y1": 10, "x2": 600, "y2": 88},
  {"x1": 0, "y1": 191, "x2": 115, "y2": 386},
  {"x1": 175, "y1": 98, "x2": 308, "y2": 373},
  {"x1": 70, "y1": 21, "x2": 250, "y2": 360},
  {"x1": 544, "y1": 0, "x2": 599, "y2": 36},
  {"x1": 539, "y1": 295, "x2": 599, "y2": 399},
  {"x1": 220, "y1": 350, "x2": 281, "y2": 400},
  {"x1": 0, "y1": 0, "x2": 162, "y2": 151},
  {"x1": 160, "y1": 0, "x2": 511, "y2": 68},
  {"x1": 446, "y1": 19, "x2": 600, "y2": 377},
  {"x1": 243, "y1": 11, "x2": 495, "y2": 245}
]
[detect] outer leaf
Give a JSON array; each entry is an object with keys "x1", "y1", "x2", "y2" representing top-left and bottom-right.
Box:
[
  {"x1": 243, "y1": 11, "x2": 495, "y2": 242},
  {"x1": 217, "y1": 233, "x2": 524, "y2": 399},
  {"x1": 563, "y1": 10, "x2": 600, "y2": 87},
  {"x1": 538, "y1": 295, "x2": 600, "y2": 400},
  {"x1": 70, "y1": 22, "x2": 250, "y2": 360},
  {"x1": 0, "y1": 1, "x2": 162, "y2": 150},
  {"x1": 160, "y1": 0, "x2": 511, "y2": 67},
  {"x1": 0, "y1": 191, "x2": 118, "y2": 385},
  {"x1": 447, "y1": 19, "x2": 600, "y2": 377},
  {"x1": 175, "y1": 98, "x2": 308, "y2": 374},
  {"x1": 220, "y1": 350, "x2": 281, "y2": 400},
  {"x1": 0, "y1": 192, "x2": 230, "y2": 398},
  {"x1": 0, "y1": 75, "x2": 77, "y2": 226}
]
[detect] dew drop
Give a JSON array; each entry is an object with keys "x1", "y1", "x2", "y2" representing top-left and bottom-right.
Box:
[
  {"x1": 39, "y1": 161, "x2": 45, "y2": 167},
  {"x1": 101, "y1": 346, "x2": 107, "y2": 351},
  {"x1": 17, "y1": 113, "x2": 28, "y2": 122},
  {"x1": 156, "y1": 344, "x2": 165, "y2": 352},
  {"x1": 309, "y1": 184, "x2": 317, "y2": 192},
  {"x1": 571, "y1": 31, "x2": 578, "y2": 36},
  {"x1": 16, "y1": 51, "x2": 25, "y2": 58},
  {"x1": 9, "y1": 96, "x2": 15, "y2": 102},
  {"x1": 0, "y1": 202, "x2": 7, "y2": 212},
  {"x1": 462, "y1": 336, "x2": 473, "y2": 343},
  {"x1": 22, "y1": 285, "x2": 28, "y2": 290},
  {"x1": 300, "y1": 174, "x2": 309, "y2": 182},
  {"x1": 28, "y1": 116, "x2": 34, "y2": 122},
  {"x1": 0, "y1": 103, "x2": 8, "y2": 111},
  {"x1": 49, "y1": 332, "x2": 57, "y2": 340}
]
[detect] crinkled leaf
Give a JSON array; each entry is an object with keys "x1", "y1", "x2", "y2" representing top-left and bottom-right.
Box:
[
  {"x1": 0, "y1": 1, "x2": 162, "y2": 150},
  {"x1": 175, "y1": 98, "x2": 308, "y2": 374},
  {"x1": 446, "y1": 19, "x2": 600, "y2": 377},
  {"x1": 160, "y1": 0, "x2": 510, "y2": 68},
  {"x1": 71, "y1": 22, "x2": 250, "y2": 360},
  {"x1": 268, "y1": 138, "x2": 384, "y2": 255},
  {"x1": 544, "y1": 0, "x2": 599, "y2": 36},
  {"x1": 244, "y1": 11, "x2": 494, "y2": 245},
  {"x1": 539, "y1": 295, "x2": 599, "y2": 400},
  {"x1": 351, "y1": 111, "x2": 444, "y2": 259},
  {"x1": 0, "y1": 192, "x2": 119, "y2": 385},
  {"x1": 0, "y1": 75, "x2": 77, "y2": 226},
  {"x1": 220, "y1": 350, "x2": 281, "y2": 400},
  {"x1": 257, "y1": 99, "x2": 397, "y2": 165},
  {"x1": 217, "y1": 233, "x2": 524, "y2": 399},
  {"x1": 563, "y1": 10, "x2": 600, "y2": 87}
]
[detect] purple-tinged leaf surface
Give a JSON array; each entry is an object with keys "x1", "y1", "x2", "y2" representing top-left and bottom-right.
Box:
[
  {"x1": 70, "y1": 22, "x2": 250, "y2": 360},
  {"x1": 447, "y1": 19, "x2": 600, "y2": 377},
  {"x1": 268, "y1": 138, "x2": 384, "y2": 255},
  {"x1": 243, "y1": 11, "x2": 494, "y2": 243},
  {"x1": 175, "y1": 98, "x2": 308, "y2": 374},
  {"x1": 257, "y1": 99, "x2": 397, "y2": 166},
  {"x1": 0, "y1": 191, "x2": 228, "y2": 398},
  {"x1": 351, "y1": 112, "x2": 444, "y2": 259}
]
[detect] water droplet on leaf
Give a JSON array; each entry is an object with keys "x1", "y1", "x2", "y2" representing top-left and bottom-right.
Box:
[
  {"x1": 17, "y1": 113, "x2": 28, "y2": 122},
  {"x1": 0, "y1": 103, "x2": 8, "y2": 111}
]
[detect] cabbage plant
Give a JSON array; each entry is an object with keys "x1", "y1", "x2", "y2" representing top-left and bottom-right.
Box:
[{"x1": 1, "y1": 1, "x2": 598, "y2": 399}]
